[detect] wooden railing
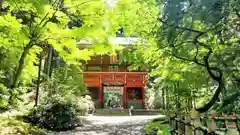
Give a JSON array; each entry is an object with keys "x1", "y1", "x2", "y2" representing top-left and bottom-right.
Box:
[{"x1": 169, "y1": 113, "x2": 240, "y2": 135}]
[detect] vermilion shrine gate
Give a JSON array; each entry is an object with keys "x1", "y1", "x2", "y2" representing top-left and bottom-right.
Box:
[{"x1": 79, "y1": 37, "x2": 147, "y2": 109}]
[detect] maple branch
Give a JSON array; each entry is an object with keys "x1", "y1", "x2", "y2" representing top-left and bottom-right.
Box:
[
  {"x1": 158, "y1": 18, "x2": 204, "y2": 33},
  {"x1": 72, "y1": 0, "x2": 100, "y2": 8},
  {"x1": 196, "y1": 47, "x2": 223, "y2": 112},
  {"x1": 170, "y1": 33, "x2": 224, "y2": 113}
]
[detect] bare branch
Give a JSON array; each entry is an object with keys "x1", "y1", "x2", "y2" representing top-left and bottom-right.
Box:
[
  {"x1": 72, "y1": 0, "x2": 100, "y2": 8},
  {"x1": 41, "y1": 10, "x2": 57, "y2": 27},
  {"x1": 170, "y1": 39, "x2": 205, "y2": 67},
  {"x1": 170, "y1": 31, "x2": 224, "y2": 113},
  {"x1": 194, "y1": 45, "x2": 199, "y2": 61},
  {"x1": 158, "y1": 18, "x2": 204, "y2": 33},
  {"x1": 39, "y1": 12, "x2": 50, "y2": 26},
  {"x1": 0, "y1": 0, "x2": 3, "y2": 10},
  {"x1": 171, "y1": 52, "x2": 205, "y2": 67}
]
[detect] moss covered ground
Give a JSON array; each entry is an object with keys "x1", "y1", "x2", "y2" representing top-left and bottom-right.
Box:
[{"x1": 144, "y1": 118, "x2": 170, "y2": 135}]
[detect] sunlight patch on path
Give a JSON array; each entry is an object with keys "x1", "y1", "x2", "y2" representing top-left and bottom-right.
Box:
[{"x1": 81, "y1": 115, "x2": 165, "y2": 125}]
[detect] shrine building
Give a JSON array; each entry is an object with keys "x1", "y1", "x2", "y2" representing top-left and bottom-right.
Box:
[{"x1": 78, "y1": 37, "x2": 147, "y2": 109}]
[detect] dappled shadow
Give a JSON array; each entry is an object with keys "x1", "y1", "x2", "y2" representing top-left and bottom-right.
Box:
[
  {"x1": 79, "y1": 122, "x2": 143, "y2": 135},
  {"x1": 48, "y1": 115, "x2": 165, "y2": 135},
  {"x1": 51, "y1": 122, "x2": 145, "y2": 135}
]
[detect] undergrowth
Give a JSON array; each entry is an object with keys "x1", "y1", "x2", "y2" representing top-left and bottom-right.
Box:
[
  {"x1": 144, "y1": 118, "x2": 170, "y2": 135},
  {"x1": 0, "y1": 116, "x2": 46, "y2": 135}
]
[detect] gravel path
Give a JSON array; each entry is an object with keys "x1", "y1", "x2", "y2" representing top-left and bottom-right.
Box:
[{"x1": 49, "y1": 115, "x2": 165, "y2": 135}]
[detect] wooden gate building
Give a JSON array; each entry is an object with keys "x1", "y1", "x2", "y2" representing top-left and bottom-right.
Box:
[{"x1": 79, "y1": 37, "x2": 147, "y2": 109}]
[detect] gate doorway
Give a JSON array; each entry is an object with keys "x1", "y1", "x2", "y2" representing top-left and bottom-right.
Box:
[{"x1": 103, "y1": 85, "x2": 124, "y2": 109}]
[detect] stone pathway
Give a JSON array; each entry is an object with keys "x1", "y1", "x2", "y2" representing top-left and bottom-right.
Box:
[{"x1": 49, "y1": 115, "x2": 165, "y2": 135}]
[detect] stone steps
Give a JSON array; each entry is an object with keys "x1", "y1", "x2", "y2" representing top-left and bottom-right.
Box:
[
  {"x1": 94, "y1": 109, "x2": 129, "y2": 116},
  {"x1": 94, "y1": 109, "x2": 163, "y2": 116}
]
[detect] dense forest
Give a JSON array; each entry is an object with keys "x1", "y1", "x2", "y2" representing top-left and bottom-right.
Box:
[
  {"x1": 0, "y1": 0, "x2": 239, "y2": 134},
  {"x1": 128, "y1": 0, "x2": 240, "y2": 114}
]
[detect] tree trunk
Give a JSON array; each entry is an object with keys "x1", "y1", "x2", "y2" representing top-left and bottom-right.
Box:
[
  {"x1": 9, "y1": 44, "x2": 33, "y2": 104},
  {"x1": 162, "y1": 88, "x2": 165, "y2": 109},
  {"x1": 11, "y1": 44, "x2": 33, "y2": 88},
  {"x1": 64, "y1": 64, "x2": 69, "y2": 80},
  {"x1": 166, "y1": 86, "x2": 169, "y2": 111},
  {"x1": 193, "y1": 91, "x2": 196, "y2": 108},
  {"x1": 46, "y1": 46, "x2": 53, "y2": 77},
  {"x1": 0, "y1": 0, "x2": 3, "y2": 10},
  {"x1": 34, "y1": 55, "x2": 42, "y2": 107},
  {"x1": 55, "y1": 55, "x2": 60, "y2": 68},
  {"x1": 196, "y1": 51, "x2": 224, "y2": 113},
  {"x1": 49, "y1": 50, "x2": 54, "y2": 77},
  {"x1": 196, "y1": 80, "x2": 224, "y2": 113},
  {"x1": 174, "y1": 84, "x2": 179, "y2": 113},
  {"x1": 43, "y1": 46, "x2": 53, "y2": 78},
  {"x1": 176, "y1": 95, "x2": 180, "y2": 113},
  {"x1": 188, "y1": 91, "x2": 193, "y2": 111}
]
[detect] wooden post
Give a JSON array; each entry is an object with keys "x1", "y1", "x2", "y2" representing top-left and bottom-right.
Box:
[
  {"x1": 226, "y1": 121, "x2": 239, "y2": 135},
  {"x1": 237, "y1": 120, "x2": 240, "y2": 134},
  {"x1": 170, "y1": 115, "x2": 176, "y2": 135},
  {"x1": 177, "y1": 114, "x2": 184, "y2": 134},
  {"x1": 206, "y1": 118, "x2": 217, "y2": 132},
  {"x1": 191, "y1": 109, "x2": 203, "y2": 135},
  {"x1": 185, "y1": 115, "x2": 193, "y2": 135}
]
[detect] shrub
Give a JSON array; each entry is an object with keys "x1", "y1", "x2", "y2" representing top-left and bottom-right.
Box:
[
  {"x1": 78, "y1": 95, "x2": 96, "y2": 115},
  {"x1": 26, "y1": 67, "x2": 87, "y2": 131},
  {"x1": 0, "y1": 84, "x2": 9, "y2": 110},
  {"x1": 0, "y1": 84, "x2": 30, "y2": 111},
  {"x1": 44, "y1": 67, "x2": 85, "y2": 98},
  {"x1": 144, "y1": 118, "x2": 170, "y2": 135},
  {"x1": 27, "y1": 94, "x2": 82, "y2": 131},
  {"x1": 145, "y1": 86, "x2": 163, "y2": 109},
  {"x1": 0, "y1": 116, "x2": 46, "y2": 135}
]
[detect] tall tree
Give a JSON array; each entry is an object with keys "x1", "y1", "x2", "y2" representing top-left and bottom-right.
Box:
[
  {"x1": 0, "y1": 0, "x2": 160, "y2": 106},
  {"x1": 0, "y1": 0, "x2": 120, "y2": 104},
  {"x1": 127, "y1": 0, "x2": 240, "y2": 113}
]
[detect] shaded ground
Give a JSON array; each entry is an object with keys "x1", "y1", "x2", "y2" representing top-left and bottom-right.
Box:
[{"x1": 49, "y1": 115, "x2": 165, "y2": 135}]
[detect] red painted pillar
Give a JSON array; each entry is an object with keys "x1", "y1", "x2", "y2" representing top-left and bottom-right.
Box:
[
  {"x1": 99, "y1": 74, "x2": 103, "y2": 108},
  {"x1": 99, "y1": 85, "x2": 102, "y2": 105},
  {"x1": 142, "y1": 86, "x2": 145, "y2": 109},
  {"x1": 124, "y1": 85, "x2": 127, "y2": 108},
  {"x1": 124, "y1": 73, "x2": 127, "y2": 108},
  {"x1": 142, "y1": 73, "x2": 146, "y2": 109}
]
